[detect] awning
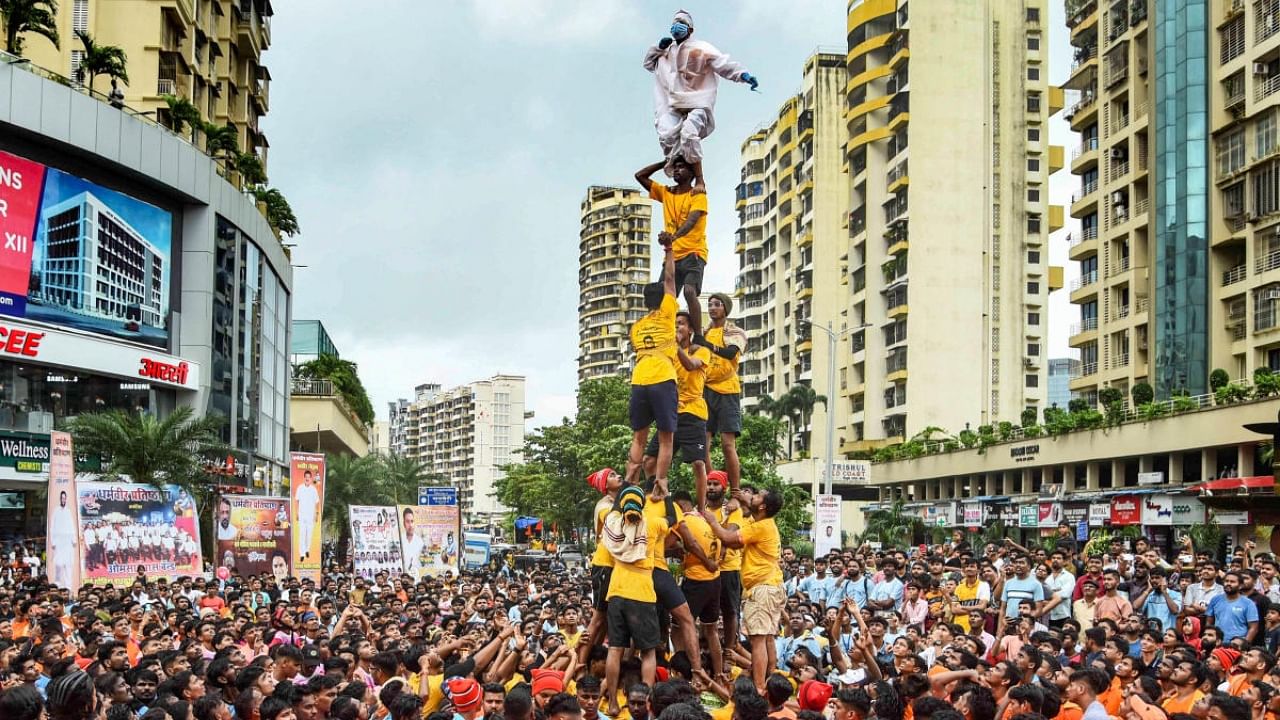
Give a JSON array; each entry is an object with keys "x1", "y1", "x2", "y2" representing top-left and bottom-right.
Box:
[{"x1": 1187, "y1": 476, "x2": 1275, "y2": 493}]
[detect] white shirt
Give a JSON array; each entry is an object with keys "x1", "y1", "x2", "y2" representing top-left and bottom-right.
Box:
[
  {"x1": 402, "y1": 532, "x2": 425, "y2": 574},
  {"x1": 217, "y1": 522, "x2": 239, "y2": 541},
  {"x1": 295, "y1": 484, "x2": 320, "y2": 522}
]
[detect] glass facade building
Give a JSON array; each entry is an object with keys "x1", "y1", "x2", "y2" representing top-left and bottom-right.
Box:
[
  {"x1": 1153, "y1": 0, "x2": 1209, "y2": 397},
  {"x1": 290, "y1": 320, "x2": 339, "y2": 364}
]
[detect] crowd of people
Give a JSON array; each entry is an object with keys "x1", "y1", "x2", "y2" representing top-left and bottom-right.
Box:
[{"x1": 0, "y1": 492, "x2": 1276, "y2": 720}]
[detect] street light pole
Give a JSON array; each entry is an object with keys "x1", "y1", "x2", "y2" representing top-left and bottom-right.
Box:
[{"x1": 799, "y1": 320, "x2": 872, "y2": 496}]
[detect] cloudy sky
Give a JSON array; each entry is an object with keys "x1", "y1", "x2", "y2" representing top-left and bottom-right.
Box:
[{"x1": 266, "y1": 1, "x2": 1076, "y2": 428}]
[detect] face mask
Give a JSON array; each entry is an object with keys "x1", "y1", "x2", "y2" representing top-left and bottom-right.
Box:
[{"x1": 670, "y1": 22, "x2": 690, "y2": 40}]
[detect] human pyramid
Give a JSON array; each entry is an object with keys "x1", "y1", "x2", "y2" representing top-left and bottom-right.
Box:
[{"x1": 586, "y1": 8, "x2": 788, "y2": 713}]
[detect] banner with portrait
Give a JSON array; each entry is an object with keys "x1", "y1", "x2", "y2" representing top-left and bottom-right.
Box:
[
  {"x1": 397, "y1": 503, "x2": 461, "y2": 579},
  {"x1": 45, "y1": 431, "x2": 79, "y2": 590},
  {"x1": 289, "y1": 452, "x2": 326, "y2": 583},
  {"x1": 77, "y1": 482, "x2": 201, "y2": 584},
  {"x1": 216, "y1": 495, "x2": 292, "y2": 581},
  {"x1": 348, "y1": 505, "x2": 401, "y2": 580}
]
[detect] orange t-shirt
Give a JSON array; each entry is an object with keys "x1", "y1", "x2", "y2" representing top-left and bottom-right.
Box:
[
  {"x1": 1228, "y1": 674, "x2": 1253, "y2": 697},
  {"x1": 1099, "y1": 678, "x2": 1122, "y2": 716},
  {"x1": 1055, "y1": 702, "x2": 1083, "y2": 720},
  {"x1": 1162, "y1": 691, "x2": 1205, "y2": 716}
]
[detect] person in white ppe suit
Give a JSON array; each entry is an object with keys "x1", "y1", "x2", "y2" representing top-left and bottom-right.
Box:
[{"x1": 643, "y1": 9, "x2": 758, "y2": 187}]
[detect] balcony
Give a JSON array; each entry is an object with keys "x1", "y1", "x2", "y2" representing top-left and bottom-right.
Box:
[
  {"x1": 1072, "y1": 361, "x2": 1099, "y2": 378},
  {"x1": 1258, "y1": 3, "x2": 1279, "y2": 44},
  {"x1": 1070, "y1": 317, "x2": 1099, "y2": 335},
  {"x1": 1258, "y1": 74, "x2": 1280, "y2": 104},
  {"x1": 1070, "y1": 270, "x2": 1099, "y2": 292},
  {"x1": 1258, "y1": 249, "x2": 1280, "y2": 274},
  {"x1": 1073, "y1": 179, "x2": 1099, "y2": 203},
  {"x1": 1223, "y1": 263, "x2": 1248, "y2": 286}
]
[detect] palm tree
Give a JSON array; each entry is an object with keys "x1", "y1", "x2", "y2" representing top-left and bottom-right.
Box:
[
  {"x1": 753, "y1": 393, "x2": 795, "y2": 457},
  {"x1": 784, "y1": 384, "x2": 826, "y2": 455},
  {"x1": 160, "y1": 94, "x2": 202, "y2": 138},
  {"x1": 251, "y1": 187, "x2": 301, "y2": 238},
  {"x1": 294, "y1": 354, "x2": 374, "y2": 424},
  {"x1": 1, "y1": 0, "x2": 59, "y2": 56},
  {"x1": 380, "y1": 453, "x2": 438, "y2": 506},
  {"x1": 859, "y1": 498, "x2": 922, "y2": 548},
  {"x1": 235, "y1": 151, "x2": 267, "y2": 186},
  {"x1": 203, "y1": 123, "x2": 240, "y2": 159},
  {"x1": 75, "y1": 30, "x2": 127, "y2": 94},
  {"x1": 66, "y1": 407, "x2": 226, "y2": 553}
]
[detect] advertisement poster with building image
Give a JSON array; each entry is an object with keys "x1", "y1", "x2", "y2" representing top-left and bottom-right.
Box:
[
  {"x1": 349, "y1": 505, "x2": 402, "y2": 580},
  {"x1": 45, "y1": 431, "x2": 79, "y2": 589},
  {"x1": 289, "y1": 452, "x2": 325, "y2": 583},
  {"x1": 77, "y1": 482, "x2": 201, "y2": 584},
  {"x1": 216, "y1": 495, "x2": 292, "y2": 582},
  {"x1": 397, "y1": 502, "x2": 461, "y2": 580},
  {"x1": 0, "y1": 149, "x2": 173, "y2": 348}
]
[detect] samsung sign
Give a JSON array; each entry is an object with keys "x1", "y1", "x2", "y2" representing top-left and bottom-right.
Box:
[{"x1": 0, "y1": 317, "x2": 199, "y2": 390}]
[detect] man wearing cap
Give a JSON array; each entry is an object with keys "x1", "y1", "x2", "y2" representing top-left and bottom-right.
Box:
[
  {"x1": 697, "y1": 293, "x2": 746, "y2": 494},
  {"x1": 706, "y1": 470, "x2": 745, "y2": 655},
  {"x1": 580, "y1": 468, "x2": 623, "y2": 668},
  {"x1": 642, "y1": 10, "x2": 757, "y2": 187},
  {"x1": 447, "y1": 677, "x2": 484, "y2": 720}
]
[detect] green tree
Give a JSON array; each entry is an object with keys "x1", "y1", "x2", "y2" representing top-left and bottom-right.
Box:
[
  {"x1": 294, "y1": 354, "x2": 375, "y2": 425},
  {"x1": 783, "y1": 385, "x2": 826, "y2": 456},
  {"x1": 160, "y1": 94, "x2": 202, "y2": 137},
  {"x1": 75, "y1": 29, "x2": 127, "y2": 93},
  {"x1": 235, "y1": 152, "x2": 268, "y2": 186},
  {"x1": 859, "y1": 498, "x2": 922, "y2": 546},
  {"x1": 320, "y1": 453, "x2": 384, "y2": 544},
  {"x1": 66, "y1": 407, "x2": 226, "y2": 556},
  {"x1": 1, "y1": 0, "x2": 59, "y2": 56},
  {"x1": 251, "y1": 187, "x2": 301, "y2": 237},
  {"x1": 381, "y1": 452, "x2": 435, "y2": 506},
  {"x1": 202, "y1": 122, "x2": 240, "y2": 159}
]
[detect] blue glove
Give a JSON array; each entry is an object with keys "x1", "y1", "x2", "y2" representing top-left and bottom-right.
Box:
[
  {"x1": 670, "y1": 22, "x2": 690, "y2": 40},
  {"x1": 659, "y1": 37, "x2": 673, "y2": 50},
  {"x1": 742, "y1": 73, "x2": 759, "y2": 91}
]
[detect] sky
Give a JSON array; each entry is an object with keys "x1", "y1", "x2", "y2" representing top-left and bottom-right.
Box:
[{"x1": 265, "y1": 1, "x2": 1078, "y2": 429}]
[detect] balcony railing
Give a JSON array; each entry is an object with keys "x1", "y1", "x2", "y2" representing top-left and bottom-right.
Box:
[
  {"x1": 1257, "y1": 74, "x2": 1280, "y2": 104},
  {"x1": 1112, "y1": 352, "x2": 1131, "y2": 368},
  {"x1": 1072, "y1": 361, "x2": 1099, "y2": 378},
  {"x1": 1070, "y1": 317, "x2": 1099, "y2": 335},
  {"x1": 1257, "y1": 250, "x2": 1280, "y2": 274},
  {"x1": 1073, "y1": 179, "x2": 1099, "y2": 202},
  {"x1": 1073, "y1": 138, "x2": 1100, "y2": 159},
  {"x1": 1083, "y1": 226, "x2": 1099, "y2": 241},
  {"x1": 1223, "y1": 264, "x2": 1248, "y2": 285},
  {"x1": 1071, "y1": 270, "x2": 1099, "y2": 291}
]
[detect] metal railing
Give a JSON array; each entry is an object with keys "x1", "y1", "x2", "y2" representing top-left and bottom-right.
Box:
[
  {"x1": 1071, "y1": 270, "x2": 1099, "y2": 291},
  {"x1": 1073, "y1": 179, "x2": 1099, "y2": 202},
  {"x1": 1069, "y1": 317, "x2": 1099, "y2": 335},
  {"x1": 1256, "y1": 249, "x2": 1280, "y2": 274},
  {"x1": 1223, "y1": 264, "x2": 1248, "y2": 285},
  {"x1": 1257, "y1": 74, "x2": 1280, "y2": 104},
  {"x1": 1073, "y1": 138, "x2": 1100, "y2": 159},
  {"x1": 1083, "y1": 226, "x2": 1100, "y2": 241},
  {"x1": 1072, "y1": 361, "x2": 1099, "y2": 378}
]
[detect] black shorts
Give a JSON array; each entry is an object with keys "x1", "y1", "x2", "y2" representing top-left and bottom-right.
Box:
[
  {"x1": 608, "y1": 597, "x2": 660, "y2": 650},
  {"x1": 629, "y1": 381, "x2": 678, "y2": 432},
  {"x1": 682, "y1": 577, "x2": 722, "y2": 624},
  {"x1": 662, "y1": 254, "x2": 706, "y2": 294},
  {"x1": 653, "y1": 568, "x2": 687, "y2": 611},
  {"x1": 645, "y1": 412, "x2": 707, "y2": 464},
  {"x1": 705, "y1": 389, "x2": 742, "y2": 435},
  {"x1": 719, "y1": 570, "x2": 742, "y2": 620},
  {"x1": 591, "y1": 565, "x2": 613, "y2": 611}
]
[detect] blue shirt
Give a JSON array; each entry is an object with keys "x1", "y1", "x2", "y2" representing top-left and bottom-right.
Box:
[
  {"x1": 1000, "y1": 576, "x2": 1045, "y2": 618},
  {"x1": 1208, "y1": 593, "x2": 1259, "y2": 642},
  {"x1": 799, "y1": 574, "x2": 831, "y2": 605},
  {"x1": 871, "y1": 577, "x2": 904, "y2": 610},
  {"x1": 776, "y1": 633, "x2": 823, "y2": 669},
  {"x1": 1142, "y1": 588, "x2": 1182, "y2": 634},
  {"x1": 828, "y1": 575, "x2": 874, "y2": 609}
]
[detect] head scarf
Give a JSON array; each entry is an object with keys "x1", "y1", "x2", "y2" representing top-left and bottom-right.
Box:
[
  {"x1": 673, "y1": 10, "x2": 694, "y2": 28},
  {"x1": 587, "y1": 469, "x2": 614, "y2": 494},
  {"x1": 707, "y1": 470, "x2": 728, "y2": 488}
]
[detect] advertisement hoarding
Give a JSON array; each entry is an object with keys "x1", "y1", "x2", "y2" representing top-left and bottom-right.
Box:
[
  {"x1": 813, "y1": 494, "x2": 841, "y2": 558},
  {"x1": 464, "y1": 532, "x2": 491, "y2": 570},
  {"x1": 1110, "y1": 495, "x2": 1141, "y2": 525},
  {"x1": 289, "y1": 452, "x2": 325, "y2": 583},
  {"x1": 216, "y1": 495, "x2": 291, "y2": 580},
  {"x1": 1171, "y1": 497, "x2": 1206, "y2": 526},
  {"x1": 77, "y1": 482, "x2": 201, "y2": 584},
  {"x1": 1089, "y1": 502, "x2": 1111, "y2": 526},
  {"x1": 1038, "y1": 502, "x2": 1063, "y2": 528},
  {"x1": 825, "y1": 461, "x2": 871, "y2": 485},
  {"x1": 398, "y1": 503, "x2": 461, "y2": 580},
  {"x1": 0, "y1": 149, "x2": 173, "y2": 348},
  {"x1": 963, "y1": 503, "x2": 983, "y2": 527},
  {"x1": 0, "y1": 317, "x2": 198, "y2": 389},
  {"x1": 45, "y1": 431, "x2": 78, "y2": 589},
  {"x1": 349, "y1": 505, "x2": 401, "y2": 580},
  {"x1": 1210, "y1": 509, "x2": 1249, "y2": 525},
  {"x1": 1019, "y1": 504, "x2": 1039, "y2": 528},
  {"x1": 1140, "y1": 494, "x2": 1174, "y2": 526}
]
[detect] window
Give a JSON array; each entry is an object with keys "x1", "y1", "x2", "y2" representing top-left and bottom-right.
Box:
[
  {"x1": 1028, "y1": 250, "x2": 1041, "y2": 263},
  {"x1": 1028, "y1": 157, "x2": 1041, "y2": 172},
  {"x1": 1028, "y1": 281, "x2": 1041, "y2": 294},
  {"x1": 1028, "y1": 35, "x2": 1041, "y2": 51},
  {"x1": 1028, "y1": 343, "x2": 1041, "y2": 356},
  {"x1": 1258, "y1": 110, "x2": 1278, "y2": 159},
  {"x1": 1269, "y1": 347, "x2": 1280, "y2": 372},
  {"x1": 1027, "y1": 7, "x2": 1040, "y2": 23},
  {"x1": 70, "y1": 50, "x2": 84, "y2": 80},
  {"x1": 1028, "y1": 312, "x2": 1041, "y2": 326},
  {"x1": 1028, "y1": 188, "x2": 1041, "y2": 202},
  {"x1": 1027, "y1": 93, "x2": 1041, "y2": 113},
  {"x1": 1221, "y1": 17, "x2": 1244, "y2": 65},
  {"x1": 1026, "y1": 374, "x2": 1040, "y2": 388},
  {"x1": 1027, "y1": 214, "x2": 1042, "y2": 233},
  {"x1": 1028, "y1": 127, "x2": 1041, "y2": 142},
  {"x1": 72, "y1": 0, "x2": 88, "y2": 32},
  {"x1": 1216, "y1": 129, "x2": 1245, "y2": 177},
  {"x1": 1253, "y1": 158, "x2": 1280, "y2": 217},
  {"x1": 1223, "y1": 182, "x2": 1247, "y2": 218},
  {"x1": 1028, "y1": 67, "x2": 1041, "y2": 81}
]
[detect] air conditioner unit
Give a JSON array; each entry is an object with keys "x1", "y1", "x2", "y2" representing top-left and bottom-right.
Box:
[
  {"x1": 1264, "y1": 287, "x2": 1280, "y2": 301},
  {"x1": 1255, "y1": 62, "x2": 1271, "y2": 76},
  {"x1": 1112, "y1": 191, "x2": 1126, "y2": 203},
  {"x1": 1116, "y1": 205, "x2": 1128, "y2": 219},
  {"x1": 1110, "y1": 148, "x2": 1127, "y2": 159}
]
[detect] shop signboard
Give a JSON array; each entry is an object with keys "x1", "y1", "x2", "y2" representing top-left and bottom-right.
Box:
[
  {"x1": 1110, "y1": 495, "x2": 1141, "y2": 525},
  {"x1": 1038, "y1": 502, "x2": 1062, "y2": 528},
  {"x1": 1210, "y1": 509, "x2": 1249, "y2": 525},
  {"x1": 962, "y1": 503, "x2": 983, "y2": 527},
  {"x1": 1140, "y1": 494, "x2": 1174, "y2": 526},
  {"x1": 1171, "y1": 497, "x2": 1206, "y2": 526},
  {"x1": 1019, "y1": 504, "x2": 1039, "y2": 528}
]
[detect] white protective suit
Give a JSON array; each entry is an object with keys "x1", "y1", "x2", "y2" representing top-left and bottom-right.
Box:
[{"x1": 644, "y1": 32, "x2": 748, "y2": 168}]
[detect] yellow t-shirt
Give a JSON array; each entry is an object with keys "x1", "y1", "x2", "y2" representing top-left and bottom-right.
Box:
[
  {"x1": 681, "y1": 511, "x2": 721, "y2": 582},
  {"x1": 953, "y1": 579, "x2": 984, "y2": 632},
  {"x1": 703, "y1": 326, "x2": 742, "y2": 395},
  {"x1": 677, "y1": 345, "x2": 711, "y2": 419},
  {"x1": 645, "y1": 496, "x2": 680, "y2": 567},
  {"x1": 630, "y1": 295, "x2": 678, "y2": 386},
  {"x1": 591, "y1": 500, "x2": 615, "y2": 568},
  {"x1": 607, "y1": 516, "x2": 665, "y2": 603},
  {"x1": 740, "y1": 517, "x2": 783, "y2": 590},
  {"x1": 650, "y1": 184, "x2": 708, "y2": 261},
  {"x1": 716, "y1": 506, "x2": 745, "y2": 572}
]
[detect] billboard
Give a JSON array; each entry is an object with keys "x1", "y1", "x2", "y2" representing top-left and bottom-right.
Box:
[
  {"x1": 216, "y1": 495, "x2": 291, "y2": 581},
  {"x1": 419, "y1": 486, "x2": 458, "y2": 506},
  {"x1": 349, "y1": 505, "x2": 402, "y2": 580},
  {"x1": 289, "y1": 452, "x2": 325, "y2": 582},
  {"x1": 77, "y1": 482, "x2": 201, "y2": 584},
  {"x1": 464, "y1": 532, "x2": 491, "y2": 570},
  {"x1": 0, "y1": 149, "x2": 173, "y2": 348},
  {"x1": 45, "y1": 431, "x2": 79, "y2": 589},
  {"x1": 813, "y1": 494, "x2": 841, "y2": 558},
  {"x1": 398, "y1": 503, "x2": 461, "y2": 579}
]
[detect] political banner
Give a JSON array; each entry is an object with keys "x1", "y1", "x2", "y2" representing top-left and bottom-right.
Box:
[
  {"x1": 464, "y1": 532, "x2": 491, "y2": 570},
  {"x1": 216, "y1": 495, "x2": 291, "y2": 581},
  {"x1": 398, "y1": 503, "x2": 461, "y2": 579},
  {"x1": 290, "y1": 452, "x2": 326, "y2": 583},
  {"x1": 45, "y1": 431, "x2": 79, "y2": 589},
  {"x1": 77, "y1": 482, "x2": 201, "y2": 585},
  {"x1": 349, "y1": 505, "x2": 402, "y2": 580},
  {"x1": 814, "y1": 494, "x2": 842, "y2": 558}
]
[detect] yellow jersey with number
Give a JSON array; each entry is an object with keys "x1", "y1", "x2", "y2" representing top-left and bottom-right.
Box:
[
  {"x1": 681, "y1": 511, "x2": 721, "y2": 581},
  {"x1": 630, "y1": 295, "x2": 678, "y2": 386}
]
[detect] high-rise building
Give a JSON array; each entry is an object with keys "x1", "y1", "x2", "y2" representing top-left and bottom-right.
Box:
[
  {"x1": 1047, "y1": 358, "x2": 1081, "y2": 410},
  {"x1": 754, "y1": 1, "x2": 1062, "y2": 456},
  {"x1": 734, "y1": 52, "x2": 849, "y2": 459},
  {"x1": 578, "y1": 187, "x2": 652, "y2": 383},
  {"x1": 21, "y1": 0, "x2": 273, "y2": 171},
  {"x1": 387, "y1": 398, "x2": 412, "y2": 456},
  {"x1": 397, "y1": 375, "x2": 525, "y2": 520}
]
